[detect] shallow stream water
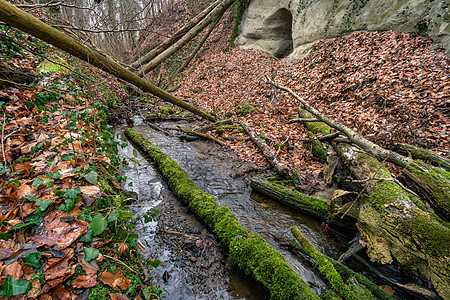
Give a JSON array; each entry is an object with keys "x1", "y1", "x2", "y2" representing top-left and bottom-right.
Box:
[{"x1": 116, "y1": 117, "x2": 350, "y2": 299}]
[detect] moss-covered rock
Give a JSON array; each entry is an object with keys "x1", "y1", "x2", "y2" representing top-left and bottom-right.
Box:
[
  {"x1": 124, "y1": 128, "x2": 319, "y2": 299},
  {"x1": 36, "y1": 59, "x2": 70, "y2": 74}
]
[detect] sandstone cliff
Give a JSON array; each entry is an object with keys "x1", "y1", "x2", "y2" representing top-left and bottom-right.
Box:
[{"x1": 236, "y1": 0, "x2": 449, "y2": 59}]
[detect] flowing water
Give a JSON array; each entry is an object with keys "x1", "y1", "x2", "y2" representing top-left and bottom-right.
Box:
[{"x1": 116, "y1": 117, "x2": 350, "y2": 299}]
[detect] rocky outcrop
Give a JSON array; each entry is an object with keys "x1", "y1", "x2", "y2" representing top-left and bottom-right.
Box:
[{"x1": 236, "y1": 0, "x2": 449, "y2": 60}]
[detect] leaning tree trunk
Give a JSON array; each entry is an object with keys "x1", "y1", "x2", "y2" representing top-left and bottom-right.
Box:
[
  {"x1": 137, "y1": 0, "x2": 234, "y2": 76},
  {"x1": 129, "y1": 0, "x2": 221, "y2": 69},
  {"x1": 333, "y1": 142, "x2": 450, "y2": 300},
  {"x1": 0, "y1": 0, "x2": 217, "y2": 122},
  {"x1": 394, "y1": 143, "x2": 450, "y2": 172}
]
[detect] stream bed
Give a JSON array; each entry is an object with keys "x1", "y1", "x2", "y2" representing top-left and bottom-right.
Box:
[{"x1": 116, "y1": 117, "x2": 353, "y2": 299}]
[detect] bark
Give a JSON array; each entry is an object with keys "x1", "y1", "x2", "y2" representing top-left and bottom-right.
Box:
[
  {"x1": 129, "y1": 0, "x2": 221, "y2": 69},
  {"x1": 250, "y1": 177, "x2": 328, "y2": 220},
  {"x1": 267, "y1": 76, "x2": 412, "y2": 168},
  {"x1": 0, "y1": 0, "x2": 216, "y2": 122},
  {"x1": 176, "y1": 15, "x2": 221, "y2": 75},
  {"x1": 0, "y1": 61, "x2": 36, "y2": 88},
  {"x1": 394, "y1": 143, "x2": 450, "y2": 172},
  {"x1": 124, "y1": 128, "x2": 320, "y2": 299},
  {"x1": 333, "y1": 142, "x2": 450, "y2": 300},
  {"x1": 177, "y1": 127, "x2": 226, "y2": 146},
  {"x1": 194, "y1": 118, "x2": 233, "y2": 133},
  {"x1": 137, "y1": 0, "x2": 234, "y2": 76},
  {"x1": 238, "y1": 119, "x2": 289, "y2": 176},
  {"x1": 399, "y1": 160, "x2": 450, "y2": 221},
  {"x1": 290, "y1": 227, "x2": 359, "y2": 300}
]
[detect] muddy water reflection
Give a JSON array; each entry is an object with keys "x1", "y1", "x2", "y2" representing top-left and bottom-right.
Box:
[{"x1": 119, "y1": 121, "x2": 342, "y2": 298}]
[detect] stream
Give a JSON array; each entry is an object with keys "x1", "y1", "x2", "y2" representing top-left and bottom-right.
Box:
[{"x1": 116, "y1": 117, "x2": 353, "y2": 299}]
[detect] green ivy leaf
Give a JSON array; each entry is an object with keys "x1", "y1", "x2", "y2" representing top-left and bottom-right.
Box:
[
  {"x1": 90, "y1": 214, "x2": 107, "y2": 236},
  {"x1": 11, "y1": 216, "x2": 40, "y2": 230},
  {"x1": 64, "y1": 187, "x2": 81, "y2": 199},
  {"x1": 24, "y1": 252, "x2": 43, "y2": 270},
  {"x1": 1, "y1": 275, "x2": 31, "y2": 296},
  {"x1": 31, "y1": 177, "x2": 44, "y2": 188},
  {"x1": 107, "y1": 210, "x2": 119, "y2": 223},
  {"x1": 80, "y1": 229, "x2": 93, "y2": 243},
  {"x1": 84, "y1": 171, "x2": 98, "y2": 184},
  {"x1": 35, "y1": 199, "x2": 51, "y2": 212},
  {"x1": 59, "y1": 199, "x2": 74, "y2": 212},
  {"x1": 84, "y1": 247, "x2": 99, "y2": 262},
  {"x1": 23, "y1": 195, "x2": 38, "y2": 202}
]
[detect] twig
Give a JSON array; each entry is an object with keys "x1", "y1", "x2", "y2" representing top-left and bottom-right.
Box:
[
  {"x1": 287, "y1": 118, "x2": 319, "y2": 124},
  {"x1": 164, "y1": 230, "x2": 200, "y2": 239},
  {"x1": 104, "y1": 254, "x2": 137, "y2": 274},
  {"x1": 1, "y1": 112, "x2": 7, "y2": 164},
  {"x1": 177, "y1": 127, "x2": 226, "y2": 146}
]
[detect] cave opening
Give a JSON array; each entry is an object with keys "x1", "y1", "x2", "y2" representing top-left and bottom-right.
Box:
[{"x1": 264, "y1": 8, "x2": 294, "y2": 58}]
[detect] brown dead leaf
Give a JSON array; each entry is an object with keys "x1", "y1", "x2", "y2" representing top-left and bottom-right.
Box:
[
  {"x1": 72, "y1": 274, "x2": 98, "y2": 288},
  {"x1": 28, "y1": 278, "x2": 41, "y2": 299},
  {"x1": 54, "y1": 219, "x2": 89, "y2": 250},
  {"x1": 110, "y1": 293, "x2": 129, "y2": 300},
  {"x1": 99, "y1": 268, "x2": 131, "y2": 291},
  {"x1": 51, "y1": 284, "x2": 71, "y2": 300},
  {"x1": 3, "y1": 261, "x2": 23, "y2": 280},
  {"x1": 14, "y1": 162, "x2": 32, "y2": 176},
  {"x1": 78, "y1": 254, "x2": 99, "y2": 275},
  {"x1": 117, "y1": 242, "x2": 128, "y2": 256},
  {"x1": 0, "y1": 248, "x2": 14, "y2": 260},
  {"x1": 80, "y1": 185, "x2": 100, "y2": 196}
]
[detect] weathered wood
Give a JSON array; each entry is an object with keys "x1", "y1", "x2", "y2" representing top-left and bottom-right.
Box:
[
  {"x1": 395, "y1": 143, "x2": 450, "y2": 172},
  {"x1": 0, "y1": 0, "x2": 216, "y2": 122},
  {"x1": 333, "y1": 142, "x2": 450, "y2": 300},
  {"x1": 194, "y1": 118, "x2": 233, "y2": 133},
  {"x1": 129, "y1": 0, "x2": 221, "y2": 69},
  {"x1": 250, "y1": 177, "x2": 328, "y2": 220},
  {"x1": 0, "y1": 61, "x2": 36, "y2": 88},
  {"x1": 124, "y1": 128, "x2": 320, "y2": 299},
  {"x1": 177, "y1": 127, "x2": 226, "y2": 146},
  {"x1": 137, "y1": 0, "x2": 234, "y2": 76},
  {"x1": 287, "y1": 118, "x2": 319, "y2": 124},
  {"x1": 239, "y1": 119, "x2": 289, "y2": 176}
]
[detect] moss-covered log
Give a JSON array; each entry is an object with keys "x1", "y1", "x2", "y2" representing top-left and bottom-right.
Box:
[
  {"x1": 124, "y1": 128, "x2": 319, "y2": 300},
  {"x1": 290, "y1": 227, "x2": 358, "y2": 300},
  {"x1": 400, "y1": 160, "x2": 450, "y2": 221},
  {"x1": 334, "y1": 142, "x2": 450, "y2": 299},
  {"x1": 395, "y1": 143, "x2": 450, "y2": 172},
  {"x1": 250, "y1": 177, "x2": 328, "y2": 220}
]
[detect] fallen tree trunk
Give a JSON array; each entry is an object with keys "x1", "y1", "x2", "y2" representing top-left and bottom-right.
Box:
[
  {"x1": 124, "y1": 128, "x2": 320, "y2": 299},
  {"x1": 268, "y1": 77, "x2": 450, "y2": 226},
  {"x1": 395, "y1": 143, "x2": 450, "y2": 172},
  {"x1": 333, "y1": 142, "x2": 450, "y2": 299},
  {"x1": 238, "y1": 119, "x2": 289, "y2": 176},
  {"x1": 137, "y1": 0, "x2": 234, "y2": 76},
  {"x1": 129, "y1": 0, "x2": 221, "y2": 70},
  {"x1": 290, "y1": 227, "x2": 360, "y2": 300},
  {"x1": 250, "y1": 177, "x2": 328, "y2": 220},
  {"x1": 0, "y1": 61, "x2": 36, "y2": 88},
  {"x1": 0, "y1": 0, "x2": 217, "y2": 122}
]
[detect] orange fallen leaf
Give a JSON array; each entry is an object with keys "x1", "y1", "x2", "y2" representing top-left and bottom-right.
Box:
[
  {"x1": 80, "y1": 186, "x2": 100, "y2": 196},
  {"x1": 110, "y1": 293, "x2": 129, "y2": 300},
  {"x1": 99, "y1": 268, "x2": 131, "y2": 291},
  {"x1": 72, "y1": 274, "x2": 98, "y2": 288},
  {"x1": 3, "y1": 261, "x2": 23, "y2": 280},
  {"x1": 117, "y1": 242, "x2": 128, "y2": 256},
  {"x1": 14, "y1": 162, "x2": 32, "y2": 176}
]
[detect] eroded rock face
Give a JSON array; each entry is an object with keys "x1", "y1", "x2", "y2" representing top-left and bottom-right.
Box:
[{"x1": 236, "y1": 0, "x2": 449, "y2": 60}]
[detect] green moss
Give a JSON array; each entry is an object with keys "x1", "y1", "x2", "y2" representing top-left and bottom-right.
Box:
[
  {"x1": 369, "y1": 180, "x2": 407, "y2": 210},
  {"x1": 308, "y1": 131, "x2": 327, "y2": 163},
  {"x1": 216, "y1": 126, "x2": 225, "y2": 134},
  {"x1": 406, "y1": 160, "x2": 450, "y2": 218},
  {"x1": 225, "y1": 0, "x2": 248, "y2": 51},
  {"x1": 124, "y1": 129, "x2": 320, "y2": 299},
  {"x1": 346, "y1": 277, "x2": 376, "y2": 300},
  {"x1": 291, "y1": 227, "x2": 358, "y2": 300},
  {"x1": 36, "y1": 59, "x2": 70, "y2": 74},
  {"x1": 299, "y1": 109, "x2": 332, "y2": 135},
  {"x1": 405, "y1": 214, "x2": 450, "y2": 257},
  {"x1": 325, "y1": 257, "x2": 394, "y2": 300},
  {"x1": 322, "y1": 290, "x2": 342, "y2": 300},
  {"x1": 355, "y1": 153, "x2": 392, "y2": 179},
  {"x1": 238, "y1": 104, "x2": 256, "y2": 116}
]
